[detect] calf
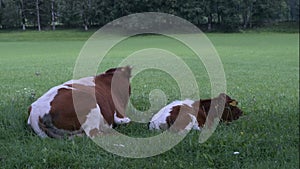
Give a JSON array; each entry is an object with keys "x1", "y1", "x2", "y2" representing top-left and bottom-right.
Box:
[
  {"x1": 27, "y1": 66, "x2": 132, "y2": 138},
  {"x1": 148, "y1": 93, "x2": 243, "y2": 132}
]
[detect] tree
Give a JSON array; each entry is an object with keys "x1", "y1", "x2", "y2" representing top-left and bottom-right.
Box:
[
  {"x1": 51, "y1": 0, "x2": 55, "y2": 30},
  {"x1": 286, "y1": 0, "x2": 299, "y2": 21},
  {"x1": 0, "y1": 0, "x2": 4, "y2": 28},
  {"x1": 0, "y1": 0, "x2": 297, "y2": 31},
  {"x1": 19, "y1": 0, "x2": 26, "y2": 30},
  {"x1": 58, "y1": 0, "x2": 81, "y2": 28},
  {"x1": 220, "y1": 0, "x2": 241, "y2": 32},
  {"x1": 58, "y1": 0, "x2": 94, "y2": 30},
  {"x1": 251, "y1": 0, "x2": 288, "y2": 26},
  {"x1": 36, "y1": 0, "x2": 41, "y2": 31},
  {"x1": 240, "y1": 0, "x2": 255, "y2": 28},
  {"x1": 1, "y1": 0, "x2": 20, "y2": 28}
]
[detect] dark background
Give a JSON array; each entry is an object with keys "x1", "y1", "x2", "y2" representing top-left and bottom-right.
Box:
[{"x1": 0, "y1": 0, "x2": 299, "y2": 32}]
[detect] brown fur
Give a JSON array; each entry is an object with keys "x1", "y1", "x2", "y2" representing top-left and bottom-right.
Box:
[
  {"x1": 166, "y1": 104, "x2": 196, "y2": 131},
  {"x1": 48, "y1": 87, "x2": 96, "y2": 130}
]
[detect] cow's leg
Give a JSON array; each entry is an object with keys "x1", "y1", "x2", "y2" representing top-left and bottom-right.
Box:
[
  {"x1": 113, "y1": 111, "x2": 131, "y2": 125},
  {"x1": 81, "y1": 104, "x2": 112, "y2": 138}
]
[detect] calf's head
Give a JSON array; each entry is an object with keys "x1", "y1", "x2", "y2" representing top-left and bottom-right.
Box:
[
  {"x1": 199, "y1": 93, "x2": 243, "y2": 124},
  {"x1": 220, "y1": 94, "x2": 243, "y2": 122}
]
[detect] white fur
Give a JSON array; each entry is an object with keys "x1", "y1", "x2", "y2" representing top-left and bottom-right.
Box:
[
  {"x1": 114, "y1": 112, "x2": 131, "y2": 124},
  {"x1": 188, "y1": 114, "x2": 201, "y2": 130},
  {"x1": 64, "y1": 76, "x2": 95, "y2": 86},
  {"x1": 81, "y1": 104, "x2": 112, "y2": 138},
  {"x1": 148, "y1": 99, "x2": 195, "y2": 130}
]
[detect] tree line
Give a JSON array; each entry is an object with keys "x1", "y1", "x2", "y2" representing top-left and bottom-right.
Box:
[{"x1": 0, "y1": 0, "x2": 299, "y2": 32}]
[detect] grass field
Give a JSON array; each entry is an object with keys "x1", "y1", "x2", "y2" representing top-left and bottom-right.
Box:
[{"x1": 0, "y1": 30, "x2": 299, "y2": 168}]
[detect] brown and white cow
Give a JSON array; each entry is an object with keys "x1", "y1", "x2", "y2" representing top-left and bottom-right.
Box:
[
  {"x1": 27, "y1": 66, "x2": 132, "y2": 138},
  {"x1": 148, "y1": 93, "x2": 243, "y2": 132}
]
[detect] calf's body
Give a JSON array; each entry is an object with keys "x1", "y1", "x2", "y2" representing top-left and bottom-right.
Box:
[{"x1": 149, "y1": 93, "x2": 243, "y2": 132}]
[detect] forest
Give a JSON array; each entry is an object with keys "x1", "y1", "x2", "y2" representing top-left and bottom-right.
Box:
[{"x1": 0, "y1": 0, "x2": 299, "y2": 32}]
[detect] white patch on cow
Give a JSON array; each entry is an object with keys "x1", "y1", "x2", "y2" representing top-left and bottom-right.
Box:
[
  {"x1": 192, "y1": 121, "x2": 201, "y2": 130},
  {"x1": 81, "y1": 105, "x2": 102, "y2": 137},
  {"x1": 174, "y1": 113, "x2": 198, "y2": 135},
  {"x1": 114, "y1": 112, "x2": 131, "y2": 124},
  {"x1": 27, "y1": 85, "x2": 73, "y2": 138},
  {"x1": 187, "y1": 113, "x2": 200, "y2": 130},
  {"x1": 148, "y1": 99, "x2": 195, "y2": 130},
  {"x1": 64, "y1": 76, "x2": 95, "y2": 86},
  {"x1": 81, "y1": 104, "x2": 112, "y2": 138}
]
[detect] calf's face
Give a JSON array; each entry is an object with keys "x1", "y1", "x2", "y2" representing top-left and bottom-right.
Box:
[{"x1": 221, "y1": 96, "x2": 243, "y2": 122}]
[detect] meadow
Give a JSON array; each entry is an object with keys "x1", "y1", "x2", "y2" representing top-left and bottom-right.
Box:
[{"x1": 0, "y1": 30, "x2": 299, "y2": 168}]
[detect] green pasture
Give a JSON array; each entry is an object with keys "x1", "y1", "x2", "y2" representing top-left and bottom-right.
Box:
[{"x1": 0, "y1": 30, "x2": 299, "y2": 168}]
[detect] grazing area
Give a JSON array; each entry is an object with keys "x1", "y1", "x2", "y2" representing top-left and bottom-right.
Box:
[{"x1": 0, "y1": 30, "x2": 298, "y2": 168}]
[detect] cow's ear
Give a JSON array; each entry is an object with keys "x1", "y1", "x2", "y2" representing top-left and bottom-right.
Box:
[
  {"x1": 121, "y1": 66, "x2": 132, "y2": 78},
  {"x1": 121, "y1": 66, "x2": 132, "y2": 72},
  {"x1": 229, "y1": 100, "x2": 237, "y2": 106}
]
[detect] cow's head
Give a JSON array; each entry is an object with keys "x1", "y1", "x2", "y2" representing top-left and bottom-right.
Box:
[
  {"x1": 105, "y1": 66, "x2": 132, "y2": 79},
  {"x1": 107, "y1": 66, "x2": 132, "y2": 124}
]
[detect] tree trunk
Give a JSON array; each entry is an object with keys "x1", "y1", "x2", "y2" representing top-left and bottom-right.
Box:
[
  {"x1": 248, "y1": 2, "x2": 253, "y2": 28},
  {"x1": 208, "y1": 13, "x2": 212, "y2": 31},
  {"x1": 22, "y1": 24, "x2": 26, "y2": 31},
  {"x1": 51, "y1": 0, "x2": 55, "y2": 30},
  {"x1": 288, "y1": 0, "x2": 297, "y2": 21},
  {"x1": 36, "y1": 0, "x2": 41, "y2": 31},
  {"x1": 84, "y1": 20, "x2": 88, "y2": 31},
  {"x1": 20, "y1": 0, "x2": 26, "y2": 30},
  {"x1": 243, "y1": 8, "x2": 250, "y2": 29},
  {"x1": 243, "y1": 14, "x2": 247, "y2": 29},
  {"x1": 217, "y1": 12, "x2": 221, "y2": 25},
  {"x1": 82, "y1": 2, "x2": 88, "y2": 31}
]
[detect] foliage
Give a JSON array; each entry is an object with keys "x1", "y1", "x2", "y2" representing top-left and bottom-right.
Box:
[{"x1": 0, "y1": 0, "x2": 299, "y2": 32}]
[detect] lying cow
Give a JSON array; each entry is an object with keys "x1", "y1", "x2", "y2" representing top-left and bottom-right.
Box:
[
  {"x1": 148, "y1": 93, "x2": 243, "y2": 131},
  {"x1": 27, "y1": 66, "x2": 132, "y2": 138}
]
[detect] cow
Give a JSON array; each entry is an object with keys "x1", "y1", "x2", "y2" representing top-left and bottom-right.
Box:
[
  {"x1": 148, "y1": 93, "x2": 243, "y2": 132},
  {"x1": 27, "y1": 66, "x2": 132, "y2": 138}
]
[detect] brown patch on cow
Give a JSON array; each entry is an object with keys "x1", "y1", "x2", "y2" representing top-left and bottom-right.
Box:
[
  {"x1": 192, "y1": 101, "x2": 207, "y2": 127},
  {"x1": 166, "y1": 104, "x2": 196, "y2": 131},
  {"x1": 163, "y1": 101, "x2": 210, "y2": 131},
  {"x1": 94, "y1": 66, "x2": 131, "y2": 124},
  {"x1": 49, "y1": 87, "x2": 97, "y2": 131}
]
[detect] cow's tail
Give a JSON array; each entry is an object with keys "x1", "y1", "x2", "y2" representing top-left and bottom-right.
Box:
[{"x1": 38, "y1": 113, "x2": 84, "y2": 139}]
